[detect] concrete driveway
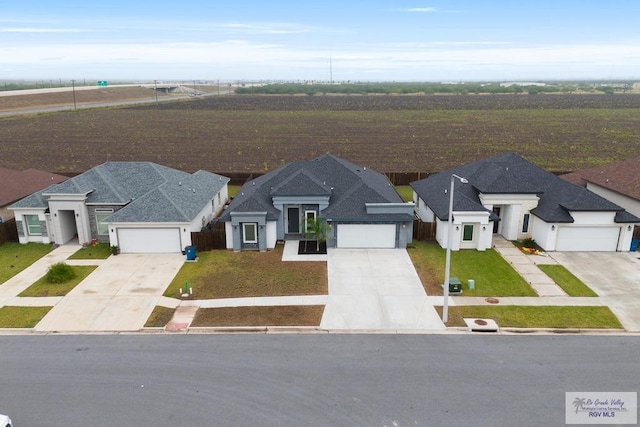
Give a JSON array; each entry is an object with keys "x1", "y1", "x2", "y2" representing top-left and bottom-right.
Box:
[
  {"x1": 551, "y1": 251, "x2": 640, "y2": 332},
  {"x1": 35, "y1": 253, "x2": 184, "y2": 332},
  {"x1": 320, "y1": 249, "x2": 445, "y2": 331}
]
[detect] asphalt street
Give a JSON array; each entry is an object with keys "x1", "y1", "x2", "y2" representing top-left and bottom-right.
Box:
[{"x1": 0, "y1": 334, "x2": 637, "y2": 426}]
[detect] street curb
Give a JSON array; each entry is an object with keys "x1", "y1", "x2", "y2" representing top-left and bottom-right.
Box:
[{"x1": 0, "y1": 327, "x2": 638, "y2": 336}]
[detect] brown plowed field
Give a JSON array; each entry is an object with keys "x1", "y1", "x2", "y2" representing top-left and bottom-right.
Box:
[{"x1": 1, "y1": 94, "x2": 639, "y2": 177}]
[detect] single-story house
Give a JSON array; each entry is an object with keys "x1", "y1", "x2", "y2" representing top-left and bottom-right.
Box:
[
  {"x1": 10, "y1": 162, "x2": 229, "y2": 253},
  {"x1": 561, "y1": 157, "x2": 640, "y2": 219},
  {"x1": 410, "y1": 152, "x2": 639, "y2": 252},
  {"x1": 219, "y1": 154, "x2": 414, "y2": 251},
  {"x1": 0, "y1": 167, "x2": 68, "y2": 222}
]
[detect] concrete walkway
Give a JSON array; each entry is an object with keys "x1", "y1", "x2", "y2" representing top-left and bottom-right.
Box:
[{"x1": 492, "y1": 236, "x2": 567, "y2": 296}]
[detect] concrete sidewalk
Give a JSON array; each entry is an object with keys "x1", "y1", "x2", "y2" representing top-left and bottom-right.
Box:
[{"x1": 492, "y1": 236, "x2": 567, "y2": 296}]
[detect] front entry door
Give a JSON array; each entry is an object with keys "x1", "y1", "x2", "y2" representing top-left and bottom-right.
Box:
[
  {"x1": 492, "y1": 207, "x2": 501, "y2": 233},
  {"x1": 287, "y1": 207, "x2": 300, "y2": 233}
]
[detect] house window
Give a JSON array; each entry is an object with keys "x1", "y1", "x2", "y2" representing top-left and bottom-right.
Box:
[
  {"x1": 95, "y1": 209, "x2": 113, "y2": 235},
  {"x1": 242, "y1": 223, "x2": 258, "y2": 243},
  {"x1": 25, "y1": 215, "x2": 42, "y2": 236},
  {"x1": 217, "y1": 192, "x2": 221, "y2": 205},
  {"x1": 522, "y1": 214, "x2": 530, "y2": 233},
  {"x1": 462, "y1": 224, "x2": 474, "y2": 241},
  {"x1": 305, "y1": 211, "x2": 317, "y2": 234}
]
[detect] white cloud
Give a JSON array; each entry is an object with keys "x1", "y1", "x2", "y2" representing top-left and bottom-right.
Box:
[{"x1": 405, "y1": 7, "x2": 438, "y2": 13}]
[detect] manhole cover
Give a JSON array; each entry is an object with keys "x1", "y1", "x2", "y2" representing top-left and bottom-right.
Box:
[
  {"x1": 485, "y1": 297, "x2": 499, "y2": 304},
  {"x1": 474, "y1": 319, "x2": 488, "y2": 326}
]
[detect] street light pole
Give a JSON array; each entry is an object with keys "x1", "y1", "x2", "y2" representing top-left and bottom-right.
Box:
[{"x1": 443, "y1": 173, "x2": 468, "y2": 323}]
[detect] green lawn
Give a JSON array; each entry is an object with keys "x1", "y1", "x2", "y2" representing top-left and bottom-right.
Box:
[
  {"x1": 0, "y1": 306, "x2": 52, "y2": 328},
  {"x1": 68, "y1": 243, "x2": 112, "y2": 260},
  {"x1": 408, "y1": 241, "x2": 536, "y2": 296},
  {"x1": 394, "y1": 185, "x2": 414, "y2": 202},
  {"x1": 19, "y1": 265, "x2": 97, "y2": 297},
  {"x1": 228, "y1": 184, "x2": 242, "y2": 198},
  {"x1": 0, "y1": 243, "x2": 53, "y2": 285},
  {"x1": 165, "y1": 245, "x2": 327, "y2": 299},
  {"x1": 538, "y1": 264, "x2": 598, "y2": 297},
  {"x1": 441, "y1": 306, "x2": 623, "y2": 329}
]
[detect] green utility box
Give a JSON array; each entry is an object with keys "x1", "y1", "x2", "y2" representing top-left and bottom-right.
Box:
[{"x1": 449, "y1": 277, "x2": 462, "y2": 294}]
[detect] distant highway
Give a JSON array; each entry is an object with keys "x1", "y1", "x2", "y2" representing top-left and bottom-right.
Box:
[{"x1": 0, "y1": 84, "x2": 234, "y2": 117}]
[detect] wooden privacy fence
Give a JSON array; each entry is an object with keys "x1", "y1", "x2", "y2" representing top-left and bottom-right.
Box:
[
  {"x1": 413, "y1": 220, "x2": 436, "y2": 242},
  {"x1": 191, "y1": 222, "x2": 226, "y2": 251},
  {"x1": 0, "y1": 218, "x2": 19, "y2": 246}
]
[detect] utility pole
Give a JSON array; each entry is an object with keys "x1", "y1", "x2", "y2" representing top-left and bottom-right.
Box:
[
  {"x1": 154, "y1": 80, "x2": 158, "y2": 103},
  {"x1": 71, "y1": 79, "x2": 77, "y2": 110},
  {"x1": 193, "y1": 80, "x2": 197, "y2": 96}
]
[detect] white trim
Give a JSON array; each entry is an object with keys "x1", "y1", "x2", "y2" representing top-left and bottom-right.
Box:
[
  {"x1": 304, "y1": 210, "x2": 317, "y2": 233},
  {"x1": 243, "y1": 222, "x2": 258, "y2": 243},
  {"x1": 462, "y1": 223, "x2": 475, "y2": 242}
]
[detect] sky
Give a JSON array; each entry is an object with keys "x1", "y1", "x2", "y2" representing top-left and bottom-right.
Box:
[{"x1": 2, "y1": 0, "x2": 640, "y2": 82}]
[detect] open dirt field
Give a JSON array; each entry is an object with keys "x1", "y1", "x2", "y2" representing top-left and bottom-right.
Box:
[{"x1": 1, "y1": 94, "x2": 639, "y2": 176}]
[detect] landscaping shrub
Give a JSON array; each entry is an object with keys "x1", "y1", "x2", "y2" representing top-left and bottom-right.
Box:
[{"x1": 46, "y1": 262, "x2": 76, "y2": 283}]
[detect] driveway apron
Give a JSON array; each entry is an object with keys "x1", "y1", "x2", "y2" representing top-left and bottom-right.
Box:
[
  {"x1": 34, "y1": 253, "x2": 184, "y2": 332},
  {"x1": 551, "y1": 251, "x2": 640, "y2": 332},
  {"x1": 320, "y1": 249, "x2": 445, "y2": 330}
]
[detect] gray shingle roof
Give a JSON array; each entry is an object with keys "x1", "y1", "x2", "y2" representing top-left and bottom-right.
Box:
[
  {"x1": 411, "y1": 152, "x2": 640, "y2": 223},
  {"x1": 220, "y1": 154, "x2": 409, "y2": 222},
  {"x1": 10, "y1": 162, "x2": 230, "y2": 223}
]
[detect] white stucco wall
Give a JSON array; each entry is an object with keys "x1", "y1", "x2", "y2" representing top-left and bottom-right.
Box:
[
  {"x1": 225, "y1": 222, "x2": 234, "y2": 249},
  {"x1": 266, "y1": 221, "x2": 278, "y2": 249},
  {"x1": 531, "y1": 218, "x2": 555, "y2": 251},
  {"x1": 569, "y1": 211, "x2": 617, "y2": 225},
  {"x1": 480, "y1": 194, "x2": 539, "y2": 241},
  {"x1": 586, "y1": 182, "x2": 640, "y2": 218},
  {"x1": 47, "y1": 199, "x2": 91, "y2": 245},
  {"x1": 413, "y1": 194, "x2": 434, "y2": 222},
  {"x1": 436, "y1": 211, "x2": 491, "y2": 251}
]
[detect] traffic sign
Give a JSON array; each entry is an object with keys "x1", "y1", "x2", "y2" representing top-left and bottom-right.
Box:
[{"x1": 97, "y1": 81, "x2": 108, "y2": 87}]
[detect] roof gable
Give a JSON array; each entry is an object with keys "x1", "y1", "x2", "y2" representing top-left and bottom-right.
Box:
[{"x1": 270, "y1": 169, "x2": 332, "y2": 196}]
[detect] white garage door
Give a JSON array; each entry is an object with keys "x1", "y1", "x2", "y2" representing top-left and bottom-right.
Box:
[
  {"x1": 556, "y1": 226, "x2": 620, "y2": 251},
  {"x1": 117, "y1": 228, "x2": 182, "y2": 253},
  {"x1": 337, "y1": 224, "x2": 397, "y2": 248}
]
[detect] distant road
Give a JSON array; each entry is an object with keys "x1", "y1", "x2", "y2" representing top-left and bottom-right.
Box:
[
  {"x1": 0, "y1": 84, "x2": 143, "y2": 97},
  {"x1": 0, "y1": 84, "x2": 233, "y2": 117},
  {"x1": 1, "y1": 334, "x2": 638, "y2": 426}
]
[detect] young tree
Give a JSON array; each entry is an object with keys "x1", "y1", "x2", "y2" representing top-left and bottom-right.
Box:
[{"x1": 303, "y1": 216, "x2": 327, "y2": 252}]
